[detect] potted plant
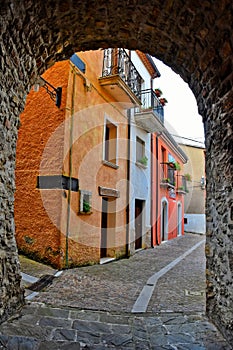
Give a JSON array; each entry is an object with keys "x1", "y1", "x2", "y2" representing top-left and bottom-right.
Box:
[
  {"x1": 174, "y1": 162, "x2": 181, "y2": 171},
  {"x1": 83, "y1": 200, "x2": 91, "y2": 213},
  {"x1": 159, "y1": 97, "x2": 168, "y2": 106},
  {"x1": 162, "y1": 178, "x2": 170, "y2": 183},
  {"x1": 154, "y1": 88, "x2": 163, "y2": 97},
  {"x1": 138, "y1": 156, "x2": 148, "y2": 166},
  {"x1": 184, "y1": 173, "x2": 192, "y2": 182}
]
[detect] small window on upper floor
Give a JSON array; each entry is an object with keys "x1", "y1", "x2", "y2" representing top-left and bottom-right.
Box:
[
  {"x1": 103, "y1": 119, "x2": 118, "y2": 169},
  {"x1": 136, "y1": 136, "x2": 148, "y2": 167}
]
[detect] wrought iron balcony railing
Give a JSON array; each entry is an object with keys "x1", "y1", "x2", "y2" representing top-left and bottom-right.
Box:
[
  {"x1": 135, "y1": 89, "x2": 164, "y2": 124},
  {"x1": 176, "y1": 175, "x2": 188, "y2": 193},
  {"x1": 160, "y1": 162, "x2": 176, "y2": 187},
  {"x1": 102, "y1": 48, "x2": 142, "y2": 99}
]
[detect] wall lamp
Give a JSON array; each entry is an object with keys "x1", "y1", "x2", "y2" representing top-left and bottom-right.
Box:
[
  {"x1": 200, "y1": 176, "x2": 205, "y2": 190},
  {"x1": 33, "y1": 77, "x2": 62, "y2": 108}
]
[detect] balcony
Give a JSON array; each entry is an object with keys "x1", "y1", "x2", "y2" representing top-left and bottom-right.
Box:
[
  {"x1": 176, "y1": 175, "x2": 188, "y2": 194},
  {"x1": 160, "y1": 162, "x2": 176, "y2": 188},
  {"x1": 134, "y1": 89, "x2": 164, "y2": 133},
  {"x1": 99, "y1": 48, "x2": 142, "y2": 108}
]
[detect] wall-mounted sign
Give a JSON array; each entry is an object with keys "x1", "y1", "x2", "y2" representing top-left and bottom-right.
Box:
[
  {"x1": 169, "y1": 187, "x2": 176, "y2": 199},
  {"x1": 98, "y1": 186, "x2": 120, "y2": 198}
]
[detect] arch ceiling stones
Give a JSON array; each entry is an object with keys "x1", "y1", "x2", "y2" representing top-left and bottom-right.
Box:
[{"x1": 0, "y1": 0, "x2": 232, "y2": 343}]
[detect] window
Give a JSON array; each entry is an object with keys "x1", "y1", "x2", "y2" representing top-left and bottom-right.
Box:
[
  {"x1": 136, "y1": 136, "x2": 147, "y2": 166},
  {"x1": 161, "y1": 146, "x2": 166, "y2": 176},
  {"x1": 79, "y1": 190, "x2": 92, "y2": 214},
  {"x1": 104, "y1": 119, "x2": 117, "y2": 167}
]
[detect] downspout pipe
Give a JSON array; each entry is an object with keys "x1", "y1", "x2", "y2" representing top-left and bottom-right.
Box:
[
  {"x1": 151, "y1": 132, "x2": 161, "y2": 247},
  {"x1": 155, "y1": 134, "x2": 159, "y2": 246},
  {"x1": 65, "y1": 66, "x2": 76, "y2": 268},
  {"x1": 126, "y1": 109, "x2": 131, "y2": 258},
  {"x1": 151, "y1": 134, "x2": 154, "y2": 247}
]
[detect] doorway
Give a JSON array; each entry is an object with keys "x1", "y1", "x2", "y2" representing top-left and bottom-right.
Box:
[
  {"x1": 135, "y1": 199, "x2": 144, "y2": 250},
  {"x1": 100, "y1": 197, "x2": 116, "y2": 258},
  {"x1": 161, "y1": 198, "x2": 168, "y2": 242},
  {"x1": 177, "y1": 202, "x2": 182, "y2": 236}
]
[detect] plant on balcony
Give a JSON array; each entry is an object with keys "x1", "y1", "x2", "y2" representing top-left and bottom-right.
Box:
[
  {"x1": 138, "y1": 156, "x2": 148, "y2": 166},
  {"x1": 162, "y1": 178, "x2": 170, "y2": 183},
  {"x1": 159, "y1": 97, "x2": 168, "y2": 106},
  {"x1": 184, "y1": 173, "x2": 192, "y2": 182},
  {"x1": 174, "y1": 162, "x2": 181, "y2": 171},
  {"x1": 154, "y1": 88, "x2": 163, "y2": 97}
]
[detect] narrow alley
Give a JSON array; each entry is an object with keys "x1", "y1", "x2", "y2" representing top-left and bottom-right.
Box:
[{"x1": 0, "y1": 233, "x2": 231, "y2": 349}]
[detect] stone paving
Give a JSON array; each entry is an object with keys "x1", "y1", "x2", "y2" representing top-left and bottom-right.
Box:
[{"x1": 0, "y1": 233, "x2": 232, "y2": 349}]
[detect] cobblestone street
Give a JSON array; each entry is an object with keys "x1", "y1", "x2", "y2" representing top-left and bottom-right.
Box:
[{"x1": 0, "y1": 233, "x2": 232, "y2": 349}]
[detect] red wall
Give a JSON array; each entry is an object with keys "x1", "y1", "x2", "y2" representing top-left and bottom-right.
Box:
[{"x1": 151, "y1": 134, "x2": 185, "y2": 246}]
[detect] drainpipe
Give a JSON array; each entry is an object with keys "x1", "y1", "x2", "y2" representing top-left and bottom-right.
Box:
[
  {"x1": 151, "y1": 134, "x2": 154, "y2": 247},
  {"x1": 126, "y1": 109, "x2": 131, "y2": 258},
  {"x1": 152, "y1": 132, "x2": 162, "y2": 246},
  {"x1": 65, "y1": 66, "x2": 76, "y2": 268},
  {"x1": 155, "y1": 134, "x2": 159, "y2": 246}
]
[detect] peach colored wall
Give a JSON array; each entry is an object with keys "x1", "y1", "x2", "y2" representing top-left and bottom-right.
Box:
[{"x1": 61, "y1": 52, "x2": 128, "y2": 266}]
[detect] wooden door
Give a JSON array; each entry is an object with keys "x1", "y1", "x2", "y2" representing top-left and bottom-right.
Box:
[{"x1": 135, "y1": 199, "x2": 143, "y2": 250}]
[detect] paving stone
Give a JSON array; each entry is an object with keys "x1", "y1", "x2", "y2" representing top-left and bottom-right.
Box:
[
  {"x1": 38, "y1": 340, "x2": 80, "y2": 349},
  {"x1": 99, "y1": 313, "x2": 130, "y2": 325},
  {"x1": 202, "y1": 342, "x2": 233, "y2": 350},
  {"x1": 151, "y1": 346, "x2": 176, "y2": 350},
  {"x1": 134, "y1": 340, "x2": 151, "y2": 349},
  {"x1": 52, "y1": 328, "x2": 76, "y2": 341},
  {"x1": 149, "y1": 333, "x2": 170, "y2": 346},
  {"x1": 165, "y1": 322, "x2": 200, "y2": 334},
  {"x1": 147, "y1": 324, "x2": 168, "y2": 335},
  {"x1": 101, "y1": 333, "x2": 133, "y2": 347},
  {"x1": 76, "y1": 331, "x2": 101, "y2": 345},
  {"x1": 176, "y1": 344, "x2": 205, "y2": 350},
  {"x1": 110, "y1": 324, "x2": 131, "y2": 334},
  {"x1": 167, "y1": 332, "x2": 196, "y2": 344},
  {"x1": 132, "y1": 327, "x2": 148, "y2": 340},
  {"x1": 143, "y1": 316, "x2": 162, "y2": 326},
  {"x1": 0, "y1": 335, "x2": 39, "y2": 350},
  {"x1": 160, "y1": 314, "x2": 188, "y2": 325},
  {"x1": 0, "y1": 323, "x2": 51, "y2": 340},
  {"x1": 70, "y1": 310, "x2": 100, "y2": 322},
  {"x1": 73, "y1": 320, "x2": 112, "y2": 334},
  {"x1": 39, "y1": 316, "x2": 72, "y2": 328},
  {"x1": 36, "y1": 306, "x2": 70, "y2": 319}
]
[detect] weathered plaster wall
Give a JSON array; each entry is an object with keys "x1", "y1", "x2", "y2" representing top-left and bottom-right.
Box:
[
  {"x1": 15, "y1": 61, "x2": 69, "y2": 268},
  {"x1": 0, "y1": 0, "x2": 232, "y2": 343}
]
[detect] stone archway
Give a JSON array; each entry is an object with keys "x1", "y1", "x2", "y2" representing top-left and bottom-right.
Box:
[{"x1": 0, "y1": 0, "x2": 232, "y2": 343}]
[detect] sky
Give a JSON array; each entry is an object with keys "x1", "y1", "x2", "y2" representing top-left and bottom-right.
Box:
[{"x1": 152, "y1": 58, "x2": 205, "y2": 145}]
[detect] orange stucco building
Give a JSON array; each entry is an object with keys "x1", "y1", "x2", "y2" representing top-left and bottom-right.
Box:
[{"x1": 15, "y1": 50, "x2": 138, "y2": 268}]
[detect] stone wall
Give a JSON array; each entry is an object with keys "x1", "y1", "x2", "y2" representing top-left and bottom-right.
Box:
[{"x1": 0, "y1": 0, "x2": 232, "y2": 343}]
